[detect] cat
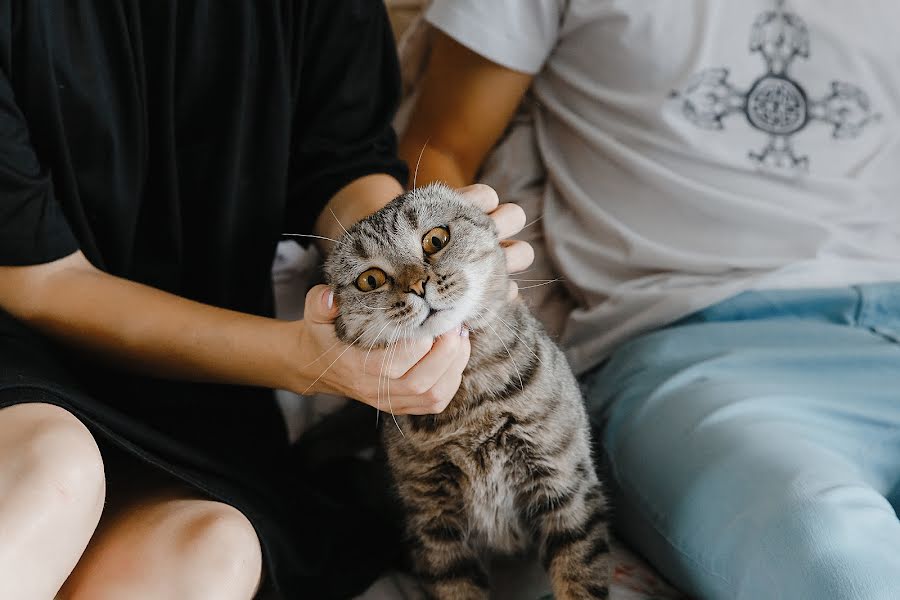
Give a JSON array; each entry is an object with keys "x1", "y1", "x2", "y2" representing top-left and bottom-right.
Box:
[{"x1": 324, "y1": 183, "x2": 611, "y2": 599}]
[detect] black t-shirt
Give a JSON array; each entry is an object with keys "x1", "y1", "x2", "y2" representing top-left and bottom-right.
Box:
[
  {"x1": 0, "y1": 0, "x2": 407, "y2": 317},
  {"x1": 0, "y1": 3, "x2": 409, "y2": 595}
]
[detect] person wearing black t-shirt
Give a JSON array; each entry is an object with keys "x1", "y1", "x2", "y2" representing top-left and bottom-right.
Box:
[{"x1": 0, "y1": 2, "x2": 532, "y2": 598}]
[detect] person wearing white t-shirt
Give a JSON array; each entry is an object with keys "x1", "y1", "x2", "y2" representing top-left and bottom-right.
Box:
[{"x1": 400, "y1": 1, "x2": 900, "y2": 598}]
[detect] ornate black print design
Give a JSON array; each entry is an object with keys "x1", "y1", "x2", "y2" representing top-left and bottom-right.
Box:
[{"x1": 671, "y1": 0, "x2": 880, "y2": 171}]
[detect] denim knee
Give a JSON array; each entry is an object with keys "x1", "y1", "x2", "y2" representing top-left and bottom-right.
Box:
[{"x1": 731, "y1": 481, "x2": 900, "y2": 600}]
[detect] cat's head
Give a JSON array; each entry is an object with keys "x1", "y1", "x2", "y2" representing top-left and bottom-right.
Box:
[{"x1": 324, "y1": 183, "x2": 508, "y2": 347}]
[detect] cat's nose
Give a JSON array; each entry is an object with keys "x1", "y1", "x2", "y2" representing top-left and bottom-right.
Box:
[{"x1": 407, "y1": 277, "x2": 428, "y2": 298}]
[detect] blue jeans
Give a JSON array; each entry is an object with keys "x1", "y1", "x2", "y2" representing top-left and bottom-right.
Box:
[{"x1": 583, "y1": 284, "x2": 900, "y2": 600}]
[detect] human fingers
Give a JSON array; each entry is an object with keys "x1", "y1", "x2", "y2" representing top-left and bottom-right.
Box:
[
  {"x1": 457, "y1": 183, "x2": 499, "y2": 212},
  {"x1": 303, "y1": 284, "x2": 339, "y2": 324},
  {"x1": 355, "y1": 331, "x2": 463, "y2": 413},
  {"x1": 400, "y1": 330, "x2": 472, "y2": 415},
  {"x1": 457, "y1": 184, "x2": 532, "y2": 272},
  {"x1": 361, "y1": 336, "x2": 434, "y2": 377},
  {"x1": 507, "y1": 280, "x2": 519, "y2": 301},
  {"x1": 391, "y1": 327, "x2": 465, "y2": 396},
  {"x1": 502, "y1": 239, "x2": 535, "y2": 273},
  {"x1": 458, "y1": 184, "x2": 527, "y2": 240},
  {"x1": 489, "y1": 202, "x2": 527, "y2": 239}
]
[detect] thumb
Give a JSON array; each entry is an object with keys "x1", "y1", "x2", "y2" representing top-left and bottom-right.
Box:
[{"x1": 304, "y1": 284, "x2": 339, "y2": 324}]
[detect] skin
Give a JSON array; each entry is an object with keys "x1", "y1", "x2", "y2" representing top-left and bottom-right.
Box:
[
  {"x1": 399, "y1": 31, "x2": 534, "y2": 189},
  {"x1": 0, "y1": 171, "x2": 533, "y2": 597}
]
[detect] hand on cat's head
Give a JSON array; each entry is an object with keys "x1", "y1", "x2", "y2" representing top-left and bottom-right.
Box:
[{"x1": 455, "y1": 184, "x2": 534, "y2": 299}]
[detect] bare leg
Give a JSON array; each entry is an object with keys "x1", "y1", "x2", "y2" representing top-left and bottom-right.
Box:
[
  {"x1": 59, "y1": 492, "x2": 263, "y2": 600},
  {"x1": 0, "y1": 402, "x2": 106, "y2": 600}
]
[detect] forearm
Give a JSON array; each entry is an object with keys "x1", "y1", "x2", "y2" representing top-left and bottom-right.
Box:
[
  {"x1": 313, "y1": 173, "x2": 405, "y2": 253},
  {"x1": 0, "y1": 173, "x2": 405, "y2": 393},
  {"x1": 398, "y1": 136, "x2": 470, "y2": 188},
  {"x1": 397, "y1": 30, "x2": 532, "y2": 191},
  {"x1": 0, "y1": 252, "x2": 308, "y2": 393}
]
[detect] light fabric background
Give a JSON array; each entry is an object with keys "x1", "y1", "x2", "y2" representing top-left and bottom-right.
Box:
[{"x1": 427, "y1": 0, "x2": 900, "y2": 374}]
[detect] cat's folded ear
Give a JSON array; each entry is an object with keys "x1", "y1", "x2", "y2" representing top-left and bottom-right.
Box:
[{"x1": 305, "y1": 284, "x2": 339, "y2": 324}]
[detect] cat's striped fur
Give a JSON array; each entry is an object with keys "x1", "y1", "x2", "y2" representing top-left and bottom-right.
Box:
[{"x1": 325, "y1": 184, "x2": 610, "y2": 599}]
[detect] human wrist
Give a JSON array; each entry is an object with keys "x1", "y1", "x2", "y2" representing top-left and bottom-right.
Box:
[
  {"x1": 282, "y1": 317, "x2": 339, "y2": 398},
  {"x1": 277, "y1": 318, "x2": 312, "y2": 396}
]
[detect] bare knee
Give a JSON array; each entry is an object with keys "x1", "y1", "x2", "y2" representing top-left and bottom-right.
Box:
[
  {"x1": 175, "y1": 502, "x2": 263, "y2": 599},
  {"x1": 60, "y1": 498, "x2": 262, "y2": 600},
  {"x1": 2, "y1": 402, "x2": 105, "y2": 519}
]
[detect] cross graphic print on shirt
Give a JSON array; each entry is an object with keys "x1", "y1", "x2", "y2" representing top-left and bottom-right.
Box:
[{"x1": 671, "y1": 0, "x2": 880, "y2": 171}]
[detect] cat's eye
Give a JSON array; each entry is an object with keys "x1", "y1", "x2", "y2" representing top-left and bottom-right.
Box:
[
  {"x1": 355, "y1": 268, "x2": 387, "y2": 292},
  {"x1": 422, "y1": 226, "x2": 450, "y2": 255}
]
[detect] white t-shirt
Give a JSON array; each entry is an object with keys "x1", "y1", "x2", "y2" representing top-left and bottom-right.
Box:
[{"x1": 427, "y1": 0, "x2": 900, "y2": 373}]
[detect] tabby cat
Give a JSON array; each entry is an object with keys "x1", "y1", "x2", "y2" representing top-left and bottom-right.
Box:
[{"x1": 324, "y1": 184, "x2": 610, "y2": 599}]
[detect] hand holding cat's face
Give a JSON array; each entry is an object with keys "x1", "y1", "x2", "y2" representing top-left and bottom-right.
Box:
[
  {"x1": 324, "y1": 183, "x2": 511, "y2": 348},
  {"x1": 297, "y1": 285, "x2": 471, "y2": 414},
  {"x1": 454, "y1": 184, "x2": 533, "y2": 294}
]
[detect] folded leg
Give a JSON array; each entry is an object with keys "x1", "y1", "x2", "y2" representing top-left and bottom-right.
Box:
[{"x1": 588, "y1": 310, "x2": 900, "y2": 600}]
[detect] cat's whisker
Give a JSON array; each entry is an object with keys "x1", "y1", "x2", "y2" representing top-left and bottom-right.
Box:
[
  {"x1": 301, "y1": 318, "x2": 385, "y2": 370},
  {"x1": 485, "y1": 308, "x2": 543, "y2": 366},
  {"x1": 516, "y1": 278, "x2": 563, "y2": 290},
  {"x1": 363, "y1": 323, "x2": 393, "y2": 427},
  {"x1": 378, "y1": 329, "x2": 395, "y2": 424},
  {"x1": 385, "y1": 327, "x2": 406, "y2": 437},
  {"x1": 520, "y1": 214, "x2": 544, "y2": 230},
  {"x1": 363, "y1": 321, "x2": 393, "y2": 373},
  {"x1": 300, "y1": 337, "x2": 343, "y2": 370},
  {"x1": 508, "y1": 278, "x2": 564, "y2": 283},
  {"x1": 376, "y1": 327, "x2": 397, "y2": 427},
  {"x1": 281, "y1": 232, "x2": 340, "y2": 244},
  {"x1": 401, "y1": 330, "x2": 412, "y2": 366},
  {"x1": 482, "y1": 319, "x2": 524, "y2": 392},
  {"x1": 329, "y1": 207, "x2": 349, "y2": 237},
  {"x1": 365, "y1": 321, "x2": 394, "y2": 427},
  {"x1": 350, "y1": 300, "x2": 392, "y2": 310},
  {"x1": 412, "y1": 139, "x2": 429, "y2": 190},
  {"x1": 379, "y1": 327, "x2": 405, "y2": 437},
  {"x1": 462, "y1": 307, "x2": 491, "y2": 331},
  {"x1": 301, "y1": 323, "x2": 379, "y2": 396},
  {"x1": 303, "y1": 318, "x2": 382, "y2": 373}
]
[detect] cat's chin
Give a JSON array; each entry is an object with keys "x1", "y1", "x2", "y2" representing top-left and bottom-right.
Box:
[{"x1": 416, "y1": 310, "x2": 463, "y2": 339}]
